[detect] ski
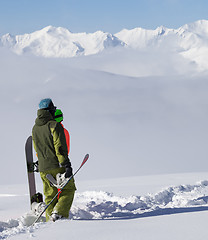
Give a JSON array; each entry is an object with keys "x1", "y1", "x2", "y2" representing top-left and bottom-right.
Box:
[{"x1": 32, "y1": 153, "x2": 89, "y2": 225}]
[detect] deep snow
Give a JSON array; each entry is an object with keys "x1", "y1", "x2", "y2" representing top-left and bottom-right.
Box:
[{"x1": 1, "y1": 173, "x2": 208, "y2": 239}]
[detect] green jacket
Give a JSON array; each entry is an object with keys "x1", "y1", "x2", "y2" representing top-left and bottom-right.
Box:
[{"x1": 32, "y1": 109, "x2": 70, "y2": 172}]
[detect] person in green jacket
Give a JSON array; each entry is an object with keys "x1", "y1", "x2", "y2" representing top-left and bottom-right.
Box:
[{"x1": 32, "y1": 98, "x2": 76, "y2": 222}]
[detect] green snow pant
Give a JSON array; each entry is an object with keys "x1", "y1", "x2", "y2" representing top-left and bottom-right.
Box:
[{"x1": 40, "y1": 167, "x2": 76, "y2": 221}]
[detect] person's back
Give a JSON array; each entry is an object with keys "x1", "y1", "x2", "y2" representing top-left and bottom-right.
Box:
[
  {"x1": 32, "y1": 98, "x2": 76, "y2": 221},
  {"x1": 32, "y1": 101, "x2": 69, "y2": 171}
]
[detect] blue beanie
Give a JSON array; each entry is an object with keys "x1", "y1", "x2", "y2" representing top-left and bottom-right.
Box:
[{"x1": 39, "y1": 98, "x2": 53, "y2": 109}]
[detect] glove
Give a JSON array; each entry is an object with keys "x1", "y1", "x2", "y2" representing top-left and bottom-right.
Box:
[{"x1": 65, "y1": 166, "x2": 73, "y2": 178}]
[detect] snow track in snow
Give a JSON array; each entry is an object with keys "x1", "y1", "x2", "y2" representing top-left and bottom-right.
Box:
[
  {"x1": 2, "y1": 179, "x2": 208, "y2": 239},
  {"x1": 70, "y1": 180, "x2": 208, "y2": 219}
]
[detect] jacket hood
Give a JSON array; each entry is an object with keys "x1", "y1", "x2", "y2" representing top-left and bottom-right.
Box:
[{"x1": 35, "y1": 109, "x2": 54, "y2": 126}]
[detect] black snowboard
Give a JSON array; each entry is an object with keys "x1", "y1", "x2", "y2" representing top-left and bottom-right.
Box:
[{"x1": 25, "y1": 136, "x2": 43, "y2": 207}]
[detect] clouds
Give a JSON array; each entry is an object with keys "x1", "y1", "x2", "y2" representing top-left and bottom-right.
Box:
[
  {"x1": 68, "y1": 47, "x2": 198, "y2": 77},
  {"x1": 0, "y1": 47, "x2": 208, "y2": 185}
]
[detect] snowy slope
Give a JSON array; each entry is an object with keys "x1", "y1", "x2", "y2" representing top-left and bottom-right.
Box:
[
  {"x1": 1, "y1": 173, "x2": 208, "y2": 239},
  {"x1": 4, "y1": 212, "x2": 208, "y2": 240},
  {"x1": 115, "y1": 25, "x2": 171, "y2": 48}
]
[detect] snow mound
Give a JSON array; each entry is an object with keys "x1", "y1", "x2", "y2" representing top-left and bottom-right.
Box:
[
  {"x1": 0, "y1": 210, "x2": 45, "y2": 239},
  {"x1": 1, "y1": 180, "x2": 208, "y2": 238},
  {"x1": 0, "y1": 219, "x2": 27, "y2": 239},
  {"x1": 70, "y1": 180, "x2": 208, "y2": 219}
]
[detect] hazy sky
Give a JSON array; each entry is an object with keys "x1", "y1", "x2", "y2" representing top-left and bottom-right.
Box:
[
  {"x1": 0, "y1": 46, "x2": 208, "y2": 183},
  {"x1": 0, "y1": 0, "x2": 208, "y2": 35}
]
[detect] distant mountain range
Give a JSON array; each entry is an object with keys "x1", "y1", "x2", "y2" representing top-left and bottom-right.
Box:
[
  {"x1": 0, "y1": 26, "x2": 125, "y2": 57},
  {"x1": 1, "y1": 20, "x2": 208, "y2": 68}
]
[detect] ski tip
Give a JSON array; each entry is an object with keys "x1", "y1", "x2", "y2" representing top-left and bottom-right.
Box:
[
  {"x1": 84, "y1": 154, "x2": 89, "y2": 162},
  {"x1": 80, "y1": 154, "x2": 89, "y2": 167}
]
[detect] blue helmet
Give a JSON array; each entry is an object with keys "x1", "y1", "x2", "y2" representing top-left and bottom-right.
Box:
[
  {"x1": 39, "y1": 98, "x2": 57, "y2": 116},
  {"x1": 39, "y1": 98, "x2": 53, "y2": 109}
]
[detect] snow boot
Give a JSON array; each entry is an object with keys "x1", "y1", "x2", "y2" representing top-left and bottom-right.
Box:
[{"x1": 50, "y1": 212, "x2": 64, "y2": 222}]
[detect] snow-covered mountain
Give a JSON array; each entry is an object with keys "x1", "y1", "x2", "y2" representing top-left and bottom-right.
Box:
[
  {"x1": 0, "y1": 26, "x2": 125, "y2": 57},
  {"x1": 1, "y1": 20, "x2": 208, "y2": 64},
  {"x1": 115, "y1": 19, "x2": 208, "y2": 71},
  {"x1": 115, "y1": 20, "x2": 208, "y2": 49}
]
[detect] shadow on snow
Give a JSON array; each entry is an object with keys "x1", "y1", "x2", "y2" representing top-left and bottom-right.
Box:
[{"x1": 76, "y1": 206, "x2": 208, "y2": 221}]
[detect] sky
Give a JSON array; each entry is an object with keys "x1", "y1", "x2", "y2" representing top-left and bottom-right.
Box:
[{"x1": 0, "y1": 0, "x2": 208, "y2": 36}]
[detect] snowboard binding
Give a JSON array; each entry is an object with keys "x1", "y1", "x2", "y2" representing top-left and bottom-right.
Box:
[
  {"x1": 27, "y1": 161, "x2": 39, "y2": 173},
  {"x1": 31, "y1": 192, "x2": 43, "y2": 204}
]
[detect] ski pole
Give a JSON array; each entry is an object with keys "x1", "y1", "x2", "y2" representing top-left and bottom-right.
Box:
[{"x1": 32, "y1": 153, "x2": 89, "y2": 225}]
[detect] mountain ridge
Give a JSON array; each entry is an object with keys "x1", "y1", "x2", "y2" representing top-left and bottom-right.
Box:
[{"x1": 1, "y1": 19, "x2": 208, "y2": 71}]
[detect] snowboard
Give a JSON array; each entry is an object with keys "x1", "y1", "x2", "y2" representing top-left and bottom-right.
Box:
[{"x1": 25, "y1": 136, "x2": 43, "y2": 207}]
